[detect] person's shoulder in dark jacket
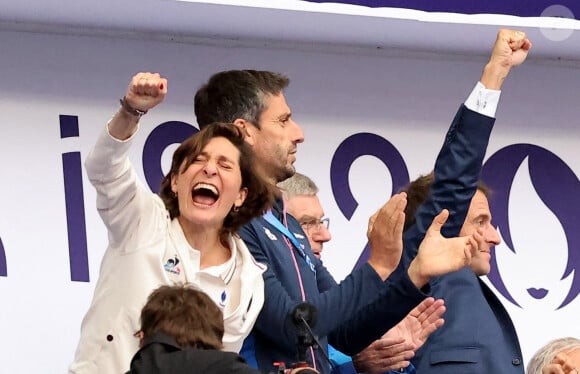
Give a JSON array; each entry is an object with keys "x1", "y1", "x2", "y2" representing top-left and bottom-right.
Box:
[{"x1": 128, "y1": 333, "x2": 260, "y2": 374}]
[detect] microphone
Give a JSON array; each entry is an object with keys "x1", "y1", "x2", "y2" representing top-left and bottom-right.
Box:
[
  {"x1": 291, "y1": 303, "x2": 317, "y2": 362},
  {"x1": 289, "y1": 303, "x2": 332, "y2": 370},
  {"x1": 291, "y1": 303, "x2": 317, "y2": 331}
]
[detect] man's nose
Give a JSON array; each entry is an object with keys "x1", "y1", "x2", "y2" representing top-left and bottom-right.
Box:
[
  {"x1": 289, "y1": 119, "x2": 305, "y2": 144},
  {"x1": 485, "y1": 224, "x2": 501, "y2": 245},
  {"x1": 315, "y1": 225, "x2": 332, "y2": 243}
]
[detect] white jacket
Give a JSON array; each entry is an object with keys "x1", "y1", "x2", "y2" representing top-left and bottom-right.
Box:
[{"x1": 69, "y1": 126, "x2": 265, "y2": 374}]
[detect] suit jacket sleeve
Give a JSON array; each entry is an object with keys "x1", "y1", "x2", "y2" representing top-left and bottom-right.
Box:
[
  {"x1": 403, "y1": 105, "x2": 495, "y2": 263},
  {"x1": 239, "y1": 222, "x2": 425, "y2": 355},
  {"x1": 332, "y1": 105, "x2": 495, "y2": 355}
]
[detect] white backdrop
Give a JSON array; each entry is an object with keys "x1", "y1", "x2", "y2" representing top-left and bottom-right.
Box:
[{"x1": 0, "y1": 29, "x2": 579, "y2": 373}]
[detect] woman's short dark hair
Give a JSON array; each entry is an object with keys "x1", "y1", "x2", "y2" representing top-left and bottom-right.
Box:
[
  {"x1": 139, "y1": 284, "x2": 224, "y2": 350},
  {"x1": 159, "y1": 122, "x2": 277, "y2": 247}
]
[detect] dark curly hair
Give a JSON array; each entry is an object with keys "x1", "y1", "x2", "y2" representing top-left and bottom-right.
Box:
[
  {"x1": 194, "y1": 70, "x2": 290, "y2": 129},
  {"x1": 139, "y1": 284, "x2": 224, "y2": 349},
  {"x1": 158, "y1": 122, "x2": 277, "y2": 248}
]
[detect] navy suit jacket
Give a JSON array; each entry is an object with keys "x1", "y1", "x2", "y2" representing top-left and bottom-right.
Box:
[
  {"x1": 402, "y1": 105, "x2": 524, "y2": 373},
  {"x1": 240, "y1": 198, "x2": 427, "y2": 374}
]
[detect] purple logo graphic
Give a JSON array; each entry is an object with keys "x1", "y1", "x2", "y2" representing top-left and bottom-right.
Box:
[
  {"x1": 60, "y1": 114, "x2": 89, "y2": 282},
  {"x1": 0, "y1": 236, "x2": 6, "y2": 276},
  {"x1": 330, "y1": 132, "x2": 409, "y2": 269},
  {"x1": 143, "y1": 121, "x2": 198, "y2": 193},
  {"x1": 481, "y1": 144, "x2": 579, "y2": 309}
]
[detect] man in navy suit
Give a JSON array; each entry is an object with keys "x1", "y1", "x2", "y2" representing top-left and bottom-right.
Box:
[{"x1": 401, "y1": 29, "x2": 531, "y2": 373}]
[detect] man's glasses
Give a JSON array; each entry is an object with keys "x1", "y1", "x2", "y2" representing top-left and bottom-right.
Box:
[{"x1": 300, "y1": 217, "x2": 330, "y2": 232}]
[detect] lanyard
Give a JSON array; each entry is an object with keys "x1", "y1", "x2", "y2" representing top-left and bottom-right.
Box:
[{"x1": 263, "y1": 210, "x2": 316, "y2": 275}]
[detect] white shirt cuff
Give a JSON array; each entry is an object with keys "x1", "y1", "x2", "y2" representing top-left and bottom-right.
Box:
[{"x1": 464, "y1": 81, "x2": 501, "y2": 118}]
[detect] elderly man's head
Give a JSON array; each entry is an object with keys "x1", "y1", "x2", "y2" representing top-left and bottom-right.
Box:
[{"x1": 278, "y1": 173, "x2": 331, "y2": 259}]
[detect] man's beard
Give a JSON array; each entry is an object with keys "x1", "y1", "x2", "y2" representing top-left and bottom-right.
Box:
[{"x1": 275, "y1": 164, "x2": 296, "y2": 183}]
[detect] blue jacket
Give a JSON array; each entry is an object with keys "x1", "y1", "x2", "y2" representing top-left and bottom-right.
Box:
[
  {"x1": 402, "y1": 105, "x2": 524, "y2": 373},
  {"x1": 240, "y1": 201, "x2": 428, "y2": 373}
]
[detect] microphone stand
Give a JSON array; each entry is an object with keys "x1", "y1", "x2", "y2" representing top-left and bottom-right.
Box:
[{"x1": 292, "y1": 303, "x2": 334, "y2": 371}]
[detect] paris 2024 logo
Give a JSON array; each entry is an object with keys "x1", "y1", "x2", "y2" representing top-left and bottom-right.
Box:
[{"x1": 331, "y1": 135, "x2": 579, "y2": 311}]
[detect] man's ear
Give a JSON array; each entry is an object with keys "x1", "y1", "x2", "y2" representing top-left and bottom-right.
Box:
[{"x1": 233, "y1": 118, "x2": 256, "y2": 145}]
